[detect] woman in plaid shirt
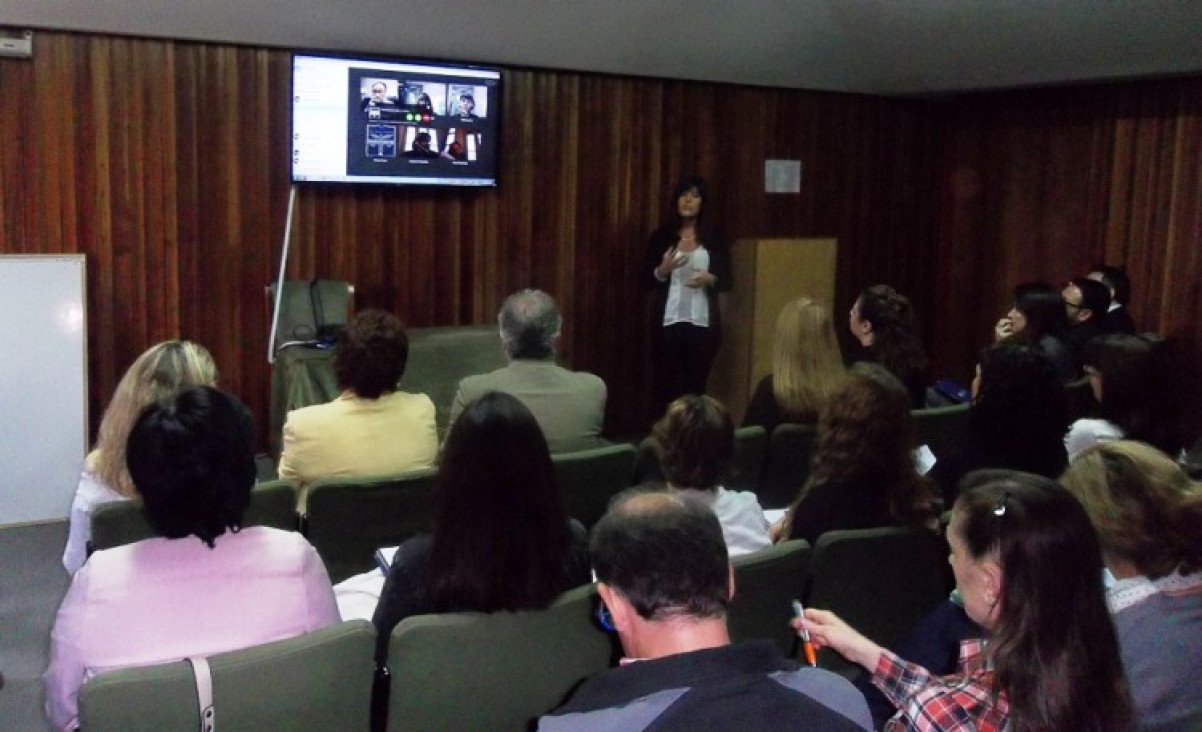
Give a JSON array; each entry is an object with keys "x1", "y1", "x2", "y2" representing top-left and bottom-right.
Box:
[{"x1": 797, "y1": 471, "x2": 1134, "y2": 731}]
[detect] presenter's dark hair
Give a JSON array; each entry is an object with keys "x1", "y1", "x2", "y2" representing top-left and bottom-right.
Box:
[
  {"x1": 126, "y1": 386, "x2": 256, "y2": 547},
  {"x1": 652, "y1": 395, "x2": 733, "y2": 490},
  {"x1": 591, "y1": 490, "x2": 729, "y2": 620},
  {"x1": 334, "y1": 309, "x2": 409, "y2": 399},
  {"x1": 954, "y1": 470, "x2": 1132, "y2": 731},
  {"x1": 428, "y1": 391, "x2": 572, "y2": 613},
  {"x1": 666, "y1": 175, "x2": 718, "y2": 243},
  {"x1": 970, "y1": 340, "x2": 1068, "y2": 478}
]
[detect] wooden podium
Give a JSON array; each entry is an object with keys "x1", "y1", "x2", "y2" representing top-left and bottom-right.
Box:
[{"x1": 708, "y1": 238, "x2": 838, "y2": 423}]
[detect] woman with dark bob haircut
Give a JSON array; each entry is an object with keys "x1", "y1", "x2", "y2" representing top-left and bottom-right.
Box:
[
  {"x1": 930, "y1": 340, "x2": 1069, "y2": 504},
  {"x1": 1061, "y1": 441, "x2": 1202, "y2": 730},
  {"x1": 1065, "y1": 333, "x2": 1179, "y2": 461},
  {"x1": 278, "y1": 308, "x2": 437, "y2": 506},
  {"x1": 992, "y1": 281, "x2": 1074, "y2": 382},
  {"x1": 652, "y1": 395, "x2": 770, "y2": 556},
  {"x1": 372, "y1": 391, "x2": 590, "y2": 661},
  {"x1": 799, "y1": 470, "x2": 1133, "y2": 731},
  {"x1": 44, "y1": 387, "x2": 338, "y2": 731},
  {"x1": 847, "y1": 284, "x2": 929, "y2": 407},
  {"x1": 774, "y1": 362, "x2": 940, "y2": 545}
]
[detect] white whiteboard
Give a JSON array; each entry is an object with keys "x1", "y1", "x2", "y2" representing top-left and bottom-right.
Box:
[{"x1": 0, "y1": 255, "x2": 88, "y2": 525}]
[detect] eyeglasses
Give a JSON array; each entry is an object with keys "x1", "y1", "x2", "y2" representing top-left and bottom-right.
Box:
[
  {"x1": 1063, "y1": 299, "x2": 1084, "y2": 310},
  {"x1": 595, "y1": 602, "x2": 615, "y2": 632}
]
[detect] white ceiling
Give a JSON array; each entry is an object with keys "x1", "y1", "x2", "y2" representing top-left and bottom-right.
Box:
[{"x1": 5, "y1": 0, "x2": 1202, "y2": 95}]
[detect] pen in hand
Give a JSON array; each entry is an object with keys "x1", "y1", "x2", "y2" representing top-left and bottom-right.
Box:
[{"x1": 792, "y1": 600, "x2": 818, "y2": 667}]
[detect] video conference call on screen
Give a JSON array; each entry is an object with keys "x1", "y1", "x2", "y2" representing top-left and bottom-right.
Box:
[
  {"x1": 348, "y1": 72, "x2": 491, "y2": 176},
  {"x1": 291, "y1": 54, "x2": 500, "y2": 187}
]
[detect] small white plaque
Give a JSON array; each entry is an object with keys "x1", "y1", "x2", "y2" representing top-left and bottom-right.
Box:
[{"x1": 765, "y1": 160, "x2": 802, "y2": 193}]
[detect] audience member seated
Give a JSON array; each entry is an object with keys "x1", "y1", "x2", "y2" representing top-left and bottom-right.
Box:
[
  {"x1": 1061, "y1": 441, "x2": 1202, "y2": 732},
  {"x1": 1089, "y1": 264, "x2": 1138, "y2": 335},
  {"x1": 652, "y1": 395, "x2": 770, "y2": 556},
  {"x1": 448, "y1": 289, "x2": 607, "y2": 453},
  {"x1": 278, "y1": 309, "x2": 437, "y2": 508},
  {"x1": 44, "y1": 387, "x2": 339, "y2": 731},
  {"x1": 62, "y1": 340, "x2": 217, "y2": 574},
  {"x1": 1062, "y1": 276, "x2": 1112, "y2": 368},
  {"x1": 799, "y1": 470, "x2": 1133, "y2": 731},
  {"x1": 771, "y1": 363, "x2": 940, "y2": 545},
  {"x1": 847, "y1": 284, "x2": 929, "y2": 407},
  {"x1": 742, "y1": 296, "x2": 845, "y2": 431},
  {"x1": 992, "y1": 281, "x2": 1075, "y2": 382},
  {"x1": 541, "y1": 491, "x2": 872, "y2": 731},
  {"x1": 1065, "y1": 333, "x2": 1179, "y2": 461},
  {"x1": 929, "y1": 341, "x2": 1068, "y2": 505},
  {"x1": 372, "y1": 391, "x2": 590, "y2": 662}
]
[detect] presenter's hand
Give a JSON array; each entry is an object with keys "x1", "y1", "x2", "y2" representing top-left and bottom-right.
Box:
[
  {"x1": 655, "y1": 247, "x2": 690, "y2": 279},
  {"x1": 685, "y1": 271, "x2": 715, "y2": 289}
]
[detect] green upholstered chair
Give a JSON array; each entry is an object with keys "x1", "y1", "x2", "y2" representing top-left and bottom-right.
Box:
[
  {"x1": 88, "y1": 479, "x2": 300, "y2": 555},
  {"x1": 78, "y1": 620, "x2": 376, "y2": 732},
  {"x1": 303, "y1": 468, "x2": 437, "y2": 583},
  {"x1": 728, "y1": 539, "x2": 812, "y2": 656},
  {"x1": 806, "y1": 527, "x2": 952, "y2": 677},
  {"x1": 399, "y1": 325, "x2": 508, "y2": 438},
  {"x1": 551, "y1": 443, "x2": 637, "y2": 528},
  {"x1": 386, "y1": 584, "x2": 615, "y2": 732},
  {"x1": 911, "y1": 403, "x2": 971, "y2": 457},
  {"x1": 757, "y1": 423, "x2": 818, "y2": 509}
]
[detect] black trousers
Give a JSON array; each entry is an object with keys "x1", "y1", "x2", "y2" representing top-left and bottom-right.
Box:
[{"x1": 650, "y1": 322, "x2": 719, "y2": 422}]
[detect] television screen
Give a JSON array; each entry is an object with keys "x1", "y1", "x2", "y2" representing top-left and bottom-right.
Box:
[{"x1": 291, "y1": 53, "x2": 501, "y2": 187}]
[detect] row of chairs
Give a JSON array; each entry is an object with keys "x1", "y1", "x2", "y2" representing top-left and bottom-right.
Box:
[
  {"x1": 91, "y1": 406, "x2": 971, "y2": 583},
  {"x1": 89, "y1": 443, "x2": 642, "y2": 584},
  {"x1": 79, "y1": 525, "x2": 952, "y2": 731}
]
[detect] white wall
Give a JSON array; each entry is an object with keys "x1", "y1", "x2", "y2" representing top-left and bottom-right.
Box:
[{"x1": 0, "y1": 255, "x2": 88, "y2": 525}]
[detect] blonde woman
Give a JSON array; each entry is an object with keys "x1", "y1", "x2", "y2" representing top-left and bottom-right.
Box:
[
  {"x1": 742, "y1": 297, "x2": 844, "y2": 431},
  {"x1": 61, "y1": 340, "x2": 218, "y2": 573}
]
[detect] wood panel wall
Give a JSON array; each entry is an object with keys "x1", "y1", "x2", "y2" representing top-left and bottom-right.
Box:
[
  {"x1": 932, "y1": 78, "x2": 1202, "y2": 442},
  {"x1": 3, "y1": 31, "x2": 1197, "y2": 450},
  {"x1": 0, "y1": 30, "x2": 941, "y2": 445}
]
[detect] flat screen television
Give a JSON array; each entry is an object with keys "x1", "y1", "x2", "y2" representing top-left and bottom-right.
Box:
[{"x1": 291, "y1": 53, "x2": 501, "y2": 187}]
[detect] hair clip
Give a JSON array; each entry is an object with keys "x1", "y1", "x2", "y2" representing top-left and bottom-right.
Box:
[{"x1": 993, "y1": 491, "x2": 1010, "y2": 517}]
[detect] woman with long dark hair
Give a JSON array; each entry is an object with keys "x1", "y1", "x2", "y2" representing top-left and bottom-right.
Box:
[
  {"x1": 800, "y1": 470, "x2": 1134, "y2": 731},
  {"x1": 642, "y1": 175, "x2": 732, "y2": 420},
  {"x1": 848, "y1": 285, "x2": 928, "y2": 407},
  {"x1": 1066, "y1": 333, "x2": 1179, "y2": 461},
  {"x1": 1061, "y1": 441, "x2": 1202, "y2": 730},
  {"x1": 930, "y1": 340, "x2": 1069, "y2": 504},
  {"x1": 993, "y1": 280, "x2": 1075, "y2": 381},
  {"x1": 773, "y1": 362, "x2": 939, "y2": 545},
  {"x1": 371, "y1": 391, "x2": 590, "y2": 659}
]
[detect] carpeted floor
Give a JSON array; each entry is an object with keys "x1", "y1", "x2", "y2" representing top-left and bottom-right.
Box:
[{"x1": 0, "y1": 521, "x2": 70, "y2": 731}]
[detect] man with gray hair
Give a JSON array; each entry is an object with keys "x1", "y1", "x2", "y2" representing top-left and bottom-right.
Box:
[{"x1": 448, "y1": 289, "x2": 607, "y2": 452}]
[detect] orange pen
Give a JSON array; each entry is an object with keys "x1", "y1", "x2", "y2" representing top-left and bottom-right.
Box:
[{"x1": 792, "y1": 600, "x2": 818, "y2": 667}]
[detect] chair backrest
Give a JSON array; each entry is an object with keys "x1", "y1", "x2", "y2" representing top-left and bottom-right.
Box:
[
  {"x1": 758, "y1": 423, "x2": 818, "y2": 509},
  {"x1": 551, "y1": 443, "x2": 637, "y2": 528},
  {"x1": 911, "y1": 403, "x2": 971, "y2": 456},
  {"x1": 78, "y1": 619, "x2": 376, "y2": 732},
  {"x1": 89, "y1": 480, "x2": 299, "y2": 555},
  {"x1": 728, "y1": 539, "x2": 812, "y2": 656},
  {"x1": 729, "y1": 425, "x2": 768, "y2": 492},
  {"x1": 303, "y1": 468, "x2": 437, "y2": 583},
  {"x1": 386, "y1": 583, "x2": 615, "y2": 732},
  {"x1": 806, "y1": 526, "x2": 951, "y2": 675},
  {"x1": 398, "y1": 325, "x2": 507, "y2": 437}
]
